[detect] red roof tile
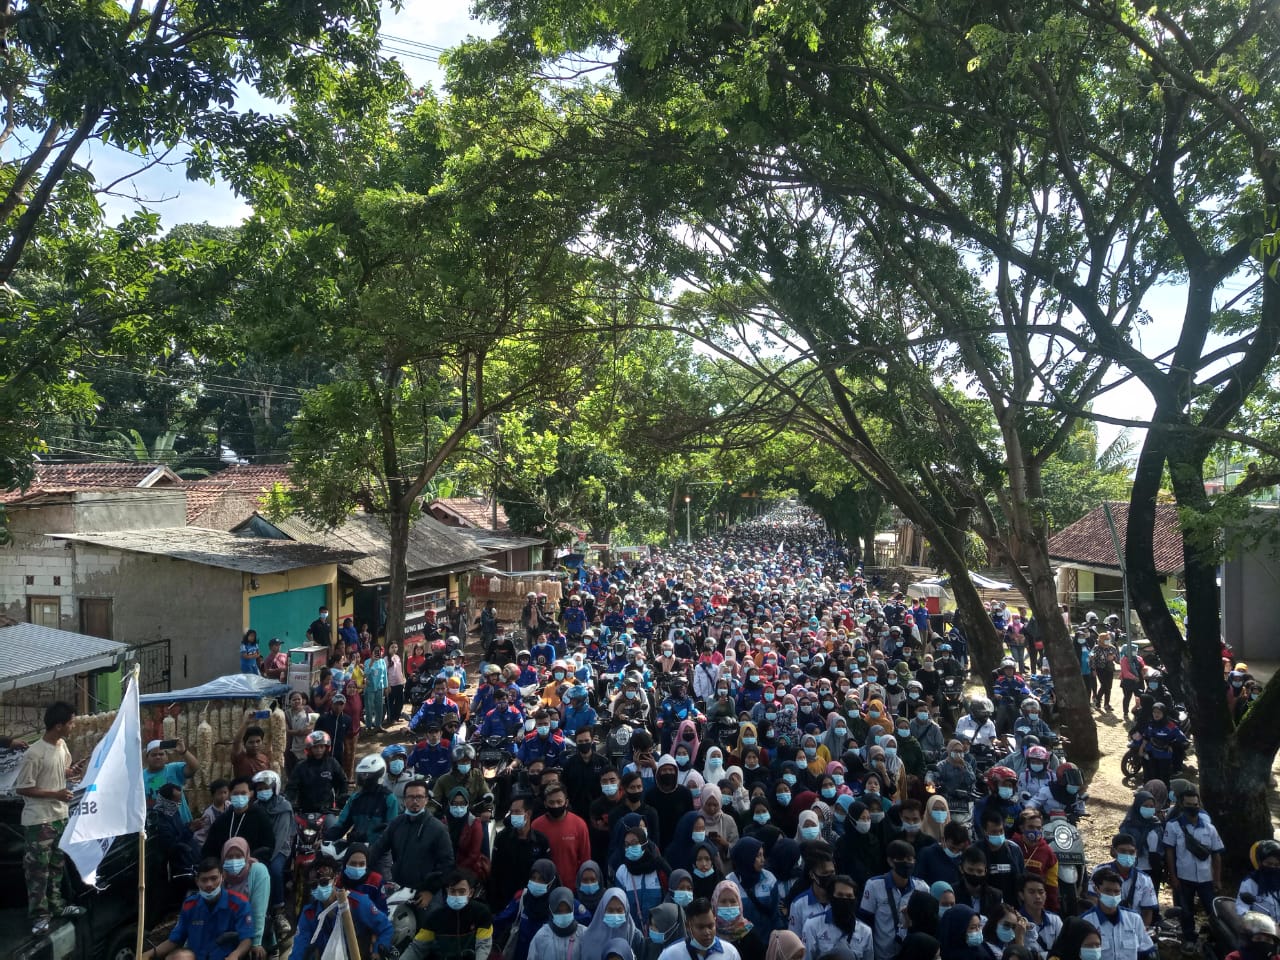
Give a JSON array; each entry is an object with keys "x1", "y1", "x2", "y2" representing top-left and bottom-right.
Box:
[
  {"x1": 429, "y1": 497, "x2": 510, "y2": 531},
  {"x1": 198, "y1": 464, "x2": 294, "y2": 494},
  {"x1": 1, "y1": 462, "x2": 181, "y2": 503},
  {"x1": 1048, "y1": 501, "x2": 1184, "y2": 576}
]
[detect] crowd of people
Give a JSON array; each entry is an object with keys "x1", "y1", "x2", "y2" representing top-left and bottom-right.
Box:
[{"x1": 11, "y1": 510, "x2": 1280, "y2": 960}]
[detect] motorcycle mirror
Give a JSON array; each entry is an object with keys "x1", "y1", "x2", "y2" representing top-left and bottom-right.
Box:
[{"x1": 1242, "y1": 893, "x2": 1257, "y2": 905}]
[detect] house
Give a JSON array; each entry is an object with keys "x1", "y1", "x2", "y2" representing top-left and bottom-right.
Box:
[
  {"x1": 2, "y1": 461, "x2": 184, "y2": 504},
  {"x1": 0, "y1": 489, "x2": 362, "y2": 688},
  {"x1": 427, "y1": 496, "x2": 549, "y2": 571},
  {"x1": 237, "y1": 510, "x2": 494, "y2": 639},
  {"x1": 185, "y1": 463, "x2": 295, "y2": 530},
  {"x1": 1048, "y1": 501, "x2": 1183, "y2": 620}
]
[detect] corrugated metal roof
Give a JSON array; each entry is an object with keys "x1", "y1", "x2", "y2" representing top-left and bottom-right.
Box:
[
  {"x1": 267, "y1": 512, "x2": 492, "y2": 584},
  {"x1": 48, "y1": 527, "x2": 363, "y2": 575},
  {"x1": 0, "y1": 623, "x2": 132, "y2": 691}
]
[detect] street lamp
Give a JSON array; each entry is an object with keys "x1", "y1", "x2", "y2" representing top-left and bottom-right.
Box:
[{"x1": 684, "y1": 494, "x2": 692, "y2": 543}]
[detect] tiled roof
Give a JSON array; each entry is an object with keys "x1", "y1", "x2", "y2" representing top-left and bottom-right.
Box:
[
  {"x1": 1048, "y1": 501, "x2": 1184, "y2": 576},
  {"x1": 184, "y1": 483, "x2": 258, "y2": 529},
  {"x1": 198, "y1": 464, "x2": 294, "y2": 494},
  {"x1": 48, "y1": 526, "x2": 363, "y2": 575},
  {"x1": 1, "y1": 462, "x2": 182, "y2": 503},
  {"x1": 429, "y1": 497, "x2": 510, "y2": 531}
]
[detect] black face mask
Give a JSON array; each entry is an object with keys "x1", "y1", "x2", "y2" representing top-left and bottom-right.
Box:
[
  {"x1": 578, "y1": 742, "x2": 593, "y2": 754},
  {"x1": 546, "y1": 806, "x2": 567, "y2": 819},
  {"x1": 813, "y1": 874, "x2": 836, "y2": 894},
  {"x1": 831, "y1": 898, "x2": 858, "y2": 929},
  {"x1": 963, "y1": 873, "x2": 987, "y2": 889},
  {"x1": 658, "y1": 773, "x2": 678, "y2": 790}
]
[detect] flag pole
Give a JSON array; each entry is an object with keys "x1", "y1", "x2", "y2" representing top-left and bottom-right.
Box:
[
  {"x1": 127, "y1": 664, "x2": 147, "y2": 960},
  {"x1": 339, "y1": 889, "x2": 361, "y2": 958}
]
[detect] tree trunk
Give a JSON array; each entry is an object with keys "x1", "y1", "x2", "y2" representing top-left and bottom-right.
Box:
[
  {"x1": 385, "y1": 499, "x2": 411, "y2": 653},
  {"x1": 946, "y1": 567, "x2": 1003, "y2": 697}
]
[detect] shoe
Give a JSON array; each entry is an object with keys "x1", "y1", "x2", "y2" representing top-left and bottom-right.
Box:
[
  {"x1": 31, "y1": 918, "x2": 50, "y2": 936},
  {"x1": 1105, "y1": 704, "x2": 1113, "y2": 712},
  {"x1": 58, "y1": 905, "x2": 86, "y2": 917}
]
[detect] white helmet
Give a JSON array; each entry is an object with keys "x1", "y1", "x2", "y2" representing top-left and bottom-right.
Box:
[
  {"x1": 1242, "y1": 913, "x2": 1279, "y2": 940},
  {"x1": 251, "y1": 769, "x2": 281, "y2": 793},
  {"x1": 356, "y1": 754, "x2": 386, "y2": 782}
]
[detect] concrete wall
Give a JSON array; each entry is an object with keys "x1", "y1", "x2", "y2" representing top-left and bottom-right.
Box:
[
  {"x1": 70, "y1": 489, "x2": 186, "y2": 532},
  {"x1": 72, "y1": 542, "x2": 244, "y2": 684},
  {"x1": 1224, "y1": 539, "x2": 1280, "y2": 661},
  {"x1": 1, "y1": 503, "x2": 77, "y2": 627},
  {"x1": 240, "y1": 565, "x2": 337, "y2": 633}
]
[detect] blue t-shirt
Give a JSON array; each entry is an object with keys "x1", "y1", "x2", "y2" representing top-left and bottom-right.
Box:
[
  {"x1": 145, "y1": 760, "x2": 193, "y2": 823},
  {"x1": 240, "y1": 639, "x2": 261, "y2": 674}
]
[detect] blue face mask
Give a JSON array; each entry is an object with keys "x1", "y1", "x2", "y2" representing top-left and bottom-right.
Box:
[
  {"x1": 782, "y1": 774, "x2": 797, "y2": 786},
  {"x1": 833, "y1": 775, "x2": 845, "y2": 786},
  {"x1": 456, "y1": 763, "x2": 471, "y2": 775},
  {"x1": 537, "y1": 726, "x2": 550, "y2": 737},
  {"x1": 626, "y1": 843, "x2": 644, "y2": 861},
  {"x1": 742, "y1": 737, "x2": 757, "y2": 747},
  {"x1": 602, "y1": 783, "x2": 619, "y2": 797},
  {"x1": 449, "y1": 805, "x2": 468, "y2": 819},
  {"x1": 555, "y1": 913, "x2": 577, "y2": 929},
  {"x1": 966, "y1": 931, "x2": 983, "y2": 947},
  {"x1": 1081, "y1": 950, "x2": 1103, "y2": 960},
  {"x1": 1116, "y1": 853, "x2": 1137, "y2": 869},
  {"x1": 754, "y1": 812, "x2": 771, "y2": 824},
  {"x1": 314, "y1": 883, "x2": 334, "y2": 902},
  {"x1": 801, "y1": 826, "x2": 820, "y2": 841},
  {"x1": 987, "y1": 833, "x2": 1006, "y2": 847},
  {"x1": 1140, "y1": 806, "x2": 1156, "y2": 819},
  {"x1": 673, "y1": 889, "x2": 694, "y2": 906},
  {"x1": 345, "y1": 864, "x2": 367, "y2": 880},
  {"x1": 694, "y1": 866, "x2": 716, "y2": 878},
  {"x1": 777, "y1": 793, "x2": 792, "y2": 806},
  {"x1": 997, "y1": 925, "x2": 1016, "y2": 944},
  {"x1": 580, "y1": 882, "x2": 600, "y2": 895},
  {"x1": 603, "y1": 913, "x2": 628, "y2": 928},
  {"x1": 511, "y1": 814, "x2": 527, "y2": 829},
  {"x1": 691, "y1": 830, "x2": 706, "y2": 843},
  {"x1": 931, "y1": 809, "x2": 948, "y2": 823},
  {"x1": 528, "y1": 881, "x2": 549, "y2": 897},
  {"x1": 717, "y1": 906, "x2": 741, "y2": 922},
  {"x1": 997, "y1": 786, "x2": 1014, "y2": 800},
  {"x1": 804, "y1": 747, "x2": 817, "y2": 758},
  {"x1": 1099, "y1": 893, "x2": 1122, "y2": 909},
  {"x1": 884, "y1": 747, "x2": 898, "y2": 759},
  {"x1": 229, "y1": 794, "x2": 250, "y2": 810},
  {"x1": 821, "y1": 787, "x2": 837, "y2": 799},
  {"x1": 447, "y1": 894, "x2": 469, "y2": 911},
  {"x1": 201, "y1": 884, "x2": 223, "y2": 901},
  {"x1": 1066, "y1": 784, "x2": 1079, "y2": 795},
  {"x1": 256, "y1": 789, "x2": 274, "y2": 802},
  {"x1": 650, "y1": 928, "x2": 667, "y2": 943},
  {"x1": 223, "y1": 858, "x2": 245, "y2": 875}
]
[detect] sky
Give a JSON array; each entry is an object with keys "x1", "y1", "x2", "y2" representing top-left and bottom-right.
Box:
[{"x1": 81, "y1": 0, "x2": 1254, "y2": 461}]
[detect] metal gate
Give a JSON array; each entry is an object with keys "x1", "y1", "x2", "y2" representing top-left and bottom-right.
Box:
[{"x1": 135, "y1": 638, "x2": 172, "y2": 693}]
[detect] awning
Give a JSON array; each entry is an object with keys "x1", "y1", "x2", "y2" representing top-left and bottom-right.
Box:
[
  {"x1": 138, "y1": 673, "x2": 291, "y2": 704},
  {"x1": 0, "y1": 623, "x2": 132, "y2": 692}
]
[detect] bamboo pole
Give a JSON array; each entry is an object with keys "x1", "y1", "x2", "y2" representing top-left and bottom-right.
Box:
[
  {"x1": 136, "y1": 830, "x2": 147, "y2": 959},
  {"x1": 338, "y1": 889, "x2": 361, "y2": 959}
]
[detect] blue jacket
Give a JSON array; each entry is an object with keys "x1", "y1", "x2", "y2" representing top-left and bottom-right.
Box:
[
  {"x1": 410, "y1": 696, "x2": 460, "y2": 731},
  {"x1": 291, "y1": 890, "x2": 393, "y2": 960},
  {"x1": 562, "y1": 704, "x2": 598, "y2": 737},
  {"x1": 169, "y1": 888, "x2": 254, "y2": 960},
  {"x1": 407, "y1": 740, "x2": 454, "y2": 778},
  {"x1": 479, "y1": 705, "x2": 526, "y2": 740},
  {"x1": 517, "y1": 731, "x2": 565, "y2": 766}
]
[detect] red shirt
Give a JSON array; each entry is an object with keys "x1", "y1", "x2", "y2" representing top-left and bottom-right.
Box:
[{"x1": 531, "y1": 810, "x2": 591, "y2": 891}]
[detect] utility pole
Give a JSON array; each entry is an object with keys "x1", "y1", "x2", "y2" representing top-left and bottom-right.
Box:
[{"x1": 684, "y1": 494, "x2": 692, "y2": 543}]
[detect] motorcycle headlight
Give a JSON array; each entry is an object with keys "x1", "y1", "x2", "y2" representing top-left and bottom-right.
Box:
[{"x1": 1052, "y1": 823, "x2": 1074, "y2": 848}]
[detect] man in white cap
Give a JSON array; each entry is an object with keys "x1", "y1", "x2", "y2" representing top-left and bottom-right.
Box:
[{"x1": 143, "y1": 736, "x2": 200, "y2": 823}]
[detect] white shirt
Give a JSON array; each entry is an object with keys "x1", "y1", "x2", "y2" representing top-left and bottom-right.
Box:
[
  {"x1": 1237, "y1": 878, "x2": 1280, "y2": 924},
  {"x1": 1088, "y1": 863, "x2": 1157, "y2": 914},
  {"x1": 787, "y1": 889, "x2": 827, "y2": 937},
  {"x1": 1081, "y1": 906, "x2": 1153, "y2": 960},
  {"x1": 955, "y1": 716, "x2": 998, "y2": 747},
  {"x1": 657, "y1": 937, "x2": 741, "y2": 960},
  {"x1": 1020, "y1": 909, "x2": 1063, "y2": 958},
  {"x1": 1162, "y1": 814, "x2": 1223, "y2": 883},
  {"x1": 858, "y1": 872, "x2": 928, "y2": 960},
  {"x1": 802, "y1": 911, "x2": 874, "y2": 960}
]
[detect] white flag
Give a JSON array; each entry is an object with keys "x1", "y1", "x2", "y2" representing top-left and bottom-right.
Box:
[{"x1": 60, "y1": 670, "x2": 146, "y2": 885}]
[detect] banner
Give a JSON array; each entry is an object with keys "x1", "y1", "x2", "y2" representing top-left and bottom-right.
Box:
[{"x1": 60, "y1": 669, "x2": 146, "y2": 886}]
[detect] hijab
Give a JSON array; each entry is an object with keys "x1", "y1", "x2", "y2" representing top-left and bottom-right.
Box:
[
  {"x1": 795, "y1": 809, "x2": 822, "y2": 844},
  {"x1": 577, "y1": 860, "x2": 605, "y2": 914},
  {"x1": 729, "y1": 835, "x2": 764, "y2": 887},
  {"x1": 737, "y1": 722, "x2": 761, "y2": 757},
  {"x1": 524, "y1": 858, "x2": 558, "y2": 923},
  {"x1": 1049, "y1": 917, "x2": 1099, "y2": 960},
  {"x1": 764, "y1": 930, "x2": 805, "y2": 960},
  {"x1": 220, "y1": 837, "x2": 256, "y2": 895},
  {"x1": 666, "y1": 811, "x2": 705, "y2": 873},
  {"x1": 690, "y1": 841, "x2": 724, "y2": 900},
  {"x1": 900, "y1": 932, "x2": 942, "y2": 960},
  {"x1": 905, "y1": 891, "x2": 940, "y2": 938},
  {"x1": 712, "y1": 879, "x2": 754, "y2": 940},
  {"x1": 648, "y1": 901, "x2": 685, "y2": 950},
  {"x1": 923, "y1": 795, "x2": 950, "y2": 842},
  {"x1": 549, "y1": 888, "x2": 580, "y2": 938},
  {"x1": 675, "y1": 719, "x2": 701, "y2": 763},
  {"x1": 702, "y1": 748, "x2": 727, "y2": 785},
  {"x1": 937, "y1": 904, "x2": 984, "y2": 960},
  {"x1": 604, "y1": 938, "x2": 637, "y2": 960},
  {"x1": 583, "y1": 889, "x2": 638, "y2": 960}
]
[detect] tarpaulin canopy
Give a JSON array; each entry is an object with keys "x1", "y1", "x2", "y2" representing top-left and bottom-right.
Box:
[{"x1": 138, "y1": 673, "x2": 290, "y2": 704}]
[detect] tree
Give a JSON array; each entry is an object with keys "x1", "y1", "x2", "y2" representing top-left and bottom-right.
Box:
[
  {"x1": 469, "y1": 0, "x2": 1279, "y2": 844},
  {"x1": 234, "y1": 70, "x2": 617, "y2": 650}
]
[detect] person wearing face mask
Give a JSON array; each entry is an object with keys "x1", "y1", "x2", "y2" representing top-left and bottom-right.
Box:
[
  {"x1": 490, "y1": 794, "x2": 552, "y2": 908},
  {"x1": 1163, "y1": 787, "x2": 1223, "y2": 948},
  {"x1": 915, "y1": 821, "x2": 970, "y2": 889},
  {"x1": 1116, "y1": 789, "x2": 1162, "y2": 889},
  {"x1": 1045, "y1": 916, "x2": 1103, "y2": 960},
  {"x1": 532, "y1": 784, "x2": 592, "y2": 893},
  {"x1": 518, "y1": 708, "x2": 566, "y2": 767},
  {"x1": 410, "y1": 868, "x2": 494, "y2": 960},
  {"x1": 1078, "y1": 869, "x2": 1154, "y2": 960},
  {"x1": 956, "y1": 847, "x2": 1005, "y2": 921},
  {"x1": 858, "y1": 839, "x2": 929, "y2": 960},
  {"x1": 726, "y1": 837, "x2": 781, "y2": 938},
  {"x1": 890, "y1": 799, "x2": 936, "y2": 855},
  {"x1": 802, "y1": 873, "x2": 873, "y2": 960},
  {"x1": 909, "y1": 705, "x2": 946, "y2": 765},
  {"x1": 563, "y1": 726, "x2": 611, "y2": 815},
  {"x1": 615, "y1": 824, "x2": 672, "y2": 927},
  {"x1": 1226, "y1": 913, "x2": 1280, "y2": 960},
  {"x1": 1087, "y1": 835, "x2": 1155, "y2": 926},
  {"x1": 976, "y1": 807, "x2": 1025, "y2": 904},
  {"x1": 646, "y1": 755, "x2": 696, "y2": 848},
  {"x1": 582, "y1": 888, "x2": 645, "y2": 960},
  {"x1": 370, "y1": 779, "x2": 455, "y2": 891},
  {"x1": 1239, "y1": 841, "x2": 1280, "y2": 925},
  {"x1": 891, "y1": 720, "x2": 927, "y2": 779},
  {"x1": 936, "y1": 904, "x2": 988, "y2": 960},
  {"x1": 930, "y1": 741, "x2": 979, "y2": 813},
  {"x1": 218, "y1": 837, "x2": 269, "y2": 959},
  {"x1": 787, "y1": 852, "x2": 837, "y2": 936},
  {"x1": 836, "y1": 801, "x2": 888, "y2": 888},
  {"x1": 141, "y1": 857, "x2": 254, "y2": 960},
  {"x1": 289, "y1": 854, "x2": 395, "y2": 960},
  {"x1": 981, "y1": 904, "x2": 1029, "y2": 959},
  {"x1": 645, "y1": 900, "x2": 689, "y2": 960},
  {"x1": 327, "y1": 754, "x2": 401, "y2": 847},
  {"x1": 1013, "y1": 808, "x2": 1059, "y2": 912},
  {"x1": 528, "y1": 887, "x2": 587, "y2": 960},
  {"x1": 248, "y1": 769, "x2": 296, "y2": 942},
  {"x1": 495, "y1": 859, "x2": 561, "y2": 960},
  {"x1": 338, "y1": 842, "x2": 388, "y2": 913},
  {"x1": 202, "y1": 777, "x2": 274, "y2": 859},
  {"x1": 973, "y1": 767, "x2": 1024, "y2": 839}
]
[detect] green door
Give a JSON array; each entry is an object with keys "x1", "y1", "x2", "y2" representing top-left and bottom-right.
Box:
[{"x1": 250, "y1": 584, "x2": 329, "y2": 652}]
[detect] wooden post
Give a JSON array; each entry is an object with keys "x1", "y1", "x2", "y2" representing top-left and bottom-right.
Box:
[
  {"x1": 135, "y1": 830, "x2": 146, "y2": 959},
  {"x1": 338, "y1": 889, "x2": 361, "y2": 959}
]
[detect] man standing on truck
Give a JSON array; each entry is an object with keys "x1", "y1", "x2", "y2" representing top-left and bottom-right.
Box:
[{"x1": 15, "y1": 700, "x2": 86, "y2": 936}]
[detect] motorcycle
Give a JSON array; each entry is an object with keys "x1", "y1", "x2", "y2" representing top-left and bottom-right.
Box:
[
  {"x1": 292, "y1": 811, "x2": 327, "y2": 917},
  {"x1": 1044, "y1": 813, "x2": 1087, "y2": 916},
  {"x1": 479, "y1": 735, "x2": 515, "y2": 780}
]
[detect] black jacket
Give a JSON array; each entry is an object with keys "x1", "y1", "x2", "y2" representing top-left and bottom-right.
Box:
[
  {"x1": 202, "y1": 804, "x2": 274, "y2": 860},
  {"x1": 287, "y1": 754, "x2": 349, "y2": 813},
  {"x1": 370, "y1": 812, "x2": 456, "y2": 890}
]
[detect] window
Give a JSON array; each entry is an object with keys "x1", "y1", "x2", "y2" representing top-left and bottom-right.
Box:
[
  {"x1": 27, "y1": 596, "x2": 61, "y2": 628},
  {"x1": 80, "y1": 598, "x2": 113, "y2": 639}
]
